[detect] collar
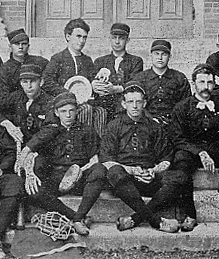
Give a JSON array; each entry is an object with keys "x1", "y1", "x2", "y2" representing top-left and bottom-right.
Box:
[
  {"x1": 68, "y1": 47, "x2": 82, "y2": 57},
  {"x1": 192, "y1": 95, "x2": 215, "y2": 112},
  {"x1": 22, "y1": 89, "x2": 47, "y2": 104},
  {"x1": 123, "y1": 113, "x2": 148, "y2": 125},
  {"x1": 110, "y1": 51, "x2": 128, "y2": 60},
  {"x1": 148, "y1": 67, "x2": 172, "y2": 80},
  {"x1": 59, "y1": 120, "x2": 82, "y2": 131},
  {"x1": 10, "y1": 52, "x2": 29, "y2": 64}
]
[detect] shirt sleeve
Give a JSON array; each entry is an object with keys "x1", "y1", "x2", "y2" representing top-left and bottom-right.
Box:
[
  {"x1": 84, "y1": 126, "x2": 101, "y2": 159},
  {"x1": 0, "y1": 127, "x2": 16, "y2": 173},
  {"x1": 128, "y1": 57, "x2": 144, "y2": 81},
  {"x1": 26, "y1": 124, "x2": 60, "y2": 152},
  {"x1": 176, "y1": 73, "x2": 192, "y2": 102},
  {"x1": 42, "y1": 56, "x2": 65, "y2": 97},
  {"x1": 99, "y1": 120, "x2": 119, "y2": 162},
  {"x1": 153, "y1": 121, "x2": 173, "y2": 163},
  {"x1": 171, "y1": 103, "x2": 203, "y2": 156}
]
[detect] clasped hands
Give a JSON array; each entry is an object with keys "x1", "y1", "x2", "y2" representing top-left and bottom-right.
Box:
[
  {"x1": 92, "y1": 79, "x2": 115, "y2": 96},
  {"x1": 133, "y1": 167, "x2": 155, "y2": 184},
  {"x1": 131, "y1": 161, "x2": 170, "y2": 184}
]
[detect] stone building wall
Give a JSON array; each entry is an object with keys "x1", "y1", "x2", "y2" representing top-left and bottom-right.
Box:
[
  {"x1": 204, "y1": 0, "x2": 219, "y2": 39},
  {"x1": 0, "y1": 0, "x2": 219, "y2": 80}
]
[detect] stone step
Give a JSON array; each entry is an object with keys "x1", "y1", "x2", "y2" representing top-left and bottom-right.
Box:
[
  {"x1": 59, "y1": 190, "x2": 219, "y2": 223},
  {"x1": 193, "y1": 168, "x2": 219, "y2": 190},
  {"x1": 12, "y1": 222, "x2": 219, "y2": 255},
  {"x1": 75, "y1": 222, "x2": 219, "y2": 252},
  {"x1": 59, "y1": 169, "x2": 219, "y2": 223}
]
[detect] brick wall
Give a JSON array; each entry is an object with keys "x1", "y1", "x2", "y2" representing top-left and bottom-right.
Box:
[
  {"x1": 204, "y1": 0, "x2": 219, "y2": 39},
  {"x1": 0, "y1": 0, "x2": 25, "y2": 32}
]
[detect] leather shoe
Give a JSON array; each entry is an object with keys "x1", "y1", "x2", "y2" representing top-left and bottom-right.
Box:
[
  {"x1": 181, "y1": 216, "x2": 197, "y2": 232},
  {"x1": 159, "y1": 217, "x2": 180, "y2": 233},
  {"x1": 116, "y1": 216, "x2": 136, "y2": 231}
]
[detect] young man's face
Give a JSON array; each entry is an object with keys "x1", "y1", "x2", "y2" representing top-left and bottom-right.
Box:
[
  {"x1": 110, "y1": 34, "x2": 129, "y2": 53},
  {"x1": 194, "y1": 73, "x2": 215, "y2": 101},
  {"x1": 122, "y1": 91, "x2": 146, "y2": 121},
  {"x1": 66, "y1": 28, "x2": 88, "y2": 53},
  {"x1": 20, "y1": 77, "x2": 42, "y2": 99},
  {"x1": 55, "y1": 103, "x2": 77, "y2": 128},
  {"x1": 10, "y1": 40, "x2": 29, "y2": 59},
  {"x1": 151, "y1": 50, "x2": 170, "y2": 70}
]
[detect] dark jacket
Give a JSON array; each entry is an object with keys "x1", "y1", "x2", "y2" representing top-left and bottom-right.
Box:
[
  {"x1": 134, "y1": 67, "x2": 191, "y2": 118},
  {"x1": 100, "y1": 113, "x2": 173, "y2": 168},
  {"x1": 26, "y1": 121, "x2": 100, "y2": 167},
  {"x1": 0, "y1": 126, "x2": 16, "y2": 174},
  {"x1": 171, "y1": 95, "x2": 219, "y2": 156},
  {"x1": 0, "y1": 53, "x2": 48, "y2": 94},
  {"x1": 93, "y1": 51, "x2": 143, "y2": 117},
  {"x1": 94, "y1": 51, "x2": 143, "y2": 85},
  {"x1": 42, "y1": 48, "x2": 95, "y2": 97},
  {"x1": 0, "y1": 89, "x2": 52, "y2": 144}
]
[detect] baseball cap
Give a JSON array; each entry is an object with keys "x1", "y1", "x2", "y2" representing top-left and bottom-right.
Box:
[
  {"x1": 20, "y1": 64, "x2": 42, "y2": 79},
  {"x1": 110, "y1": 23, "x2": 130, "y2": 36},
  {"x1": 7, "y1": 28, "x2": 29, "y2": 44},
  {"x1": 54, "y1": 92, "x2": 77, "y2": 109},
  {"x1": 151, "y1": 40, "x2": 171, "y2": 54},
  {"x1": 123, "y1": 80, "x2": 146, "y2": 96}
]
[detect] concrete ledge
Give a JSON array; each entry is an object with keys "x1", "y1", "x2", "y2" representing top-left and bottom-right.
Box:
[
  {"x1": 59, "y1": 190, "x2": 219, "y2": 223},
  {"x1": 58, "y1": 169, "x2": 219, "y2": 223},
  {"x1": 193, "y1": 169, "x2": 219, "y2": 190},
  {"x1": 12, "y1": 222, "x2": 219, "y2": 254},
  {"x1": 76, "y1": 222, "x2": 219, "y2": 252}
]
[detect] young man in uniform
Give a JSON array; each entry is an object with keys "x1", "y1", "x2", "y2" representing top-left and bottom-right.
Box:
[
  {"x1": 100, "y1": 81, "x2": 187, "y2": 233},
  {"x1": 42, "y1": 18, "x2": 106, "y2": 137},
  {"x1": 0, "y1": 28, "x2": 48, "y2": 95},
  {"x1": 18, "y1": 92, "x2": 107, "y2": 236},
  {"x1": 171, "y1": 63, "x2": 219, "y2": 231},
  {"x1": 0, "y1": 64, "x2": 52, "y2": 145},
  {"x1": 92, "y1": 23, "x2": 143, "y2": 121},
  {"x1": 134, "y1": 39, "x2": 191, "y2": 125}
]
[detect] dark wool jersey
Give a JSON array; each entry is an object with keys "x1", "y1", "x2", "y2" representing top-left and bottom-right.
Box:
[
  {"x1": 0, "y1": 53, "x2": 48, "y2": 94},
  {"x1": 100, "y1": 113, "x2": 172, "y2": 168},
  {"x1": 0, "y1": 90, "x2": 52, "y2": 144},
  {"x1": 171, "y1": 94, "x2": 219, "y2": 156},
  {"x1": 26, "y1": 122, "x2": 100, "y2": 167},
  {"x1": 134, "y1": 67, "x2": 191, "y2": 117}
]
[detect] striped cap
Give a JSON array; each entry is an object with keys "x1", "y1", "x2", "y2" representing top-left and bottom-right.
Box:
[
  {"x1": 7, "y1": 28, "x2": 29, "y2": 44},
  {"x1": 20, "y1": 64, "x2": 42, "y2": 79}
]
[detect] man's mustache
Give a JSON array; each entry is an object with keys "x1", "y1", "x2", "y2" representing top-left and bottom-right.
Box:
[{"x1": 200, "y1": 89, "x2": 211, "y2": 94}]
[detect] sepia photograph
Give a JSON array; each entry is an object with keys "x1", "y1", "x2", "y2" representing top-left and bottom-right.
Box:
[{"x1": 0, "y1": 0, "x2": 219, "y2": 258}]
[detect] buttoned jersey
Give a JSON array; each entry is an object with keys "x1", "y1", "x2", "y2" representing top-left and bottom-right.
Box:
[
  {"x1": 0, "y1": 90, "x2": 52, "y2": 144},
  {"x1": 0, "y1": 53, "x2": 48, "y2": 94},
  {"x1": 133, "y1": 67, "x2": 191, "y2": 117},
  {"x1": 27, "y1": 122, "x2": 100, "y2": 167},
  {"x1": 171, "y1": 95, "x2": 219, "y2": 156},
  {"x1": 100, "y1": 113, "x2": 172, "y2": 168}
]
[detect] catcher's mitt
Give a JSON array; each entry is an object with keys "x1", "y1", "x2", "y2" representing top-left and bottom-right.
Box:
[{"x1": 59, "y1": 164, "x2": 82, "y2": 193}]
